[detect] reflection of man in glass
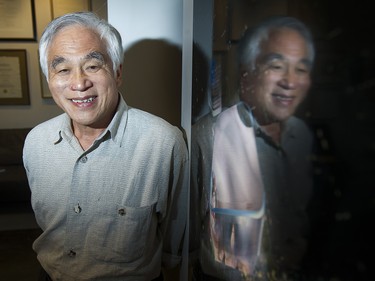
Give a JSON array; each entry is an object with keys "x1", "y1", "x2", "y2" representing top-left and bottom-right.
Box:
[{"x1": 192, "y1": 16, "x2": 315, "y2": 281}]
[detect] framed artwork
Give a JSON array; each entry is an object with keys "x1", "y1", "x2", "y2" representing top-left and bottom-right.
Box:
[
  {"x1": 0, "y1": 50, "x2": 30, "y2": 105},
  {"x1": 0, "y1": 0, "x2": 36, "y2": 41},
  {"x1": 40, "y1": 70, "x2": 52, "y2": 99},
  {"x1": 51, "y1": 0, "x2": 91, "y2": 18}
]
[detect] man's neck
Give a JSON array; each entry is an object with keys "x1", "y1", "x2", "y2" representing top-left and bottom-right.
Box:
[
  {"x1": 259, "y1": 122, "x2": 282, "y2": 145},
  {"x1": 237, "y1": 102, "x2": 285, "y2": 145},
  {"x1": 72, "y1": 123, "x2": 106, "y2": 151}
]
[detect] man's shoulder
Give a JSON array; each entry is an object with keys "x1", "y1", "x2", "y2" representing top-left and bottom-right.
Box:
[
  {"x1": 214, "y1": 104, "x2": 244, "y2": 131},
  {"x1": 128, "y1": 107, "x2": 174, "y2": 129},
  {"x1": 192, "y1": 112, "x2": 216, "y2": 135},
  {"x1": 286, "y1": 116, "x2": 312, "y2": 135},
  {"x1": 127, "y1": 107, "x2": 186, "y2": 143},
  {"x1": 284, "y1": 116, "x2": 314, "y2": 147},
  {"x1": 26, "y1": 114, "x2": 65, "y2": 143}
]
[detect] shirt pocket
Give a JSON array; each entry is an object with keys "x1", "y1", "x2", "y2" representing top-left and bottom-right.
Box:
[{"x1": 89, "y1": 203, "x2": 155, "y2": 263}]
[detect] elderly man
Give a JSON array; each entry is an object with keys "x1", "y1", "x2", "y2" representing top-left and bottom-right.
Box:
[
  {"x1": 23, "y1": 12, "x2": 188, "y2": 281},
  {"x1": 192, "y1": 16, "x2": 315, "y2": 281}
]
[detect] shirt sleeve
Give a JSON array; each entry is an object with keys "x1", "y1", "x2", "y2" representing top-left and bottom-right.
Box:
[{"x1": 160, "y1": 130, "x2": 189, "y2": 271}]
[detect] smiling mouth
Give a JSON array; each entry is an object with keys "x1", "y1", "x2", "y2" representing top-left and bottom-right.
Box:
[
  {"x1": 272, "y1": 93, "x2": 293, "y2": 100},
  {"x1": 71, "y1": 96, "x2": 97, "y2": 104},
  {"x1": 272, "y1": 93, "x2": 294, "y2": 105}
]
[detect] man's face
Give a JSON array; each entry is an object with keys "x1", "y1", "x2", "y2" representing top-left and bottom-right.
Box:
[
  {"x1": 241, "y1": 27, "x2": 312, "y2": 125},
  {"x1": 47, "y1": 25, "x2": 122, "y2": 129}
]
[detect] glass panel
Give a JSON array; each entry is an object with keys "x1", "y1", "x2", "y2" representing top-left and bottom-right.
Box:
[{"x1": 191, "y1": 1, "x2": 374, "y2": 280}]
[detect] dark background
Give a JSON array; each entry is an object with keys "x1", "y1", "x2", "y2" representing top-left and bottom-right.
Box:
[{"x1": 193, "y1": 0, "x2": 375, "y2": 280}]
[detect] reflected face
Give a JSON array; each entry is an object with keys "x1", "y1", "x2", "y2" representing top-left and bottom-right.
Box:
[
  {"x1": 241, "y1": 27, "x2": 312, "y2": 124},
  {"x1": 47, "y1": 25, "x2": 122, "y2": 129}
]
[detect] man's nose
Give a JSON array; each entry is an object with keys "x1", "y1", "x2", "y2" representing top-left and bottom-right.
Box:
[
  {"x1": 70, "y1": 70, "x2": 93, "y2": 91},
  {"x1": 278, "y1": 69, "x2": 297, "y2": 90}
]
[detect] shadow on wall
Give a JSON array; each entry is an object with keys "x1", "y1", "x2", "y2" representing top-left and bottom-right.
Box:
[
  {"x1": 120, "y1": 39, "x2": 182, "y2": 127},
  {"x1": 192, "y1": 43, "x2": 210, "y2": 125}
]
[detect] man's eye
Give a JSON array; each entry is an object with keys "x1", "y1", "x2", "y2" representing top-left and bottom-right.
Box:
[
  {"x1": 57, "y1": 69, "x2": 69, "y2": 74},
  {"x1": 269, "y1": 64, "x2": 283, "y2": 70},
  {"x1": 86, "y1": 64, "x2": 101, "y2": 72},
  {"x1": 296, "y1": 67, "x2": 310, "y2": 74}
]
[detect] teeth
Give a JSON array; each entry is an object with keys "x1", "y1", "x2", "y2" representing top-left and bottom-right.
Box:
[
  {"x1": 274, "y1": 94, "x2": 292, "y2": 100},
  {"x1": 72, "y1": 97, "x2": 95, "y2": 103}
]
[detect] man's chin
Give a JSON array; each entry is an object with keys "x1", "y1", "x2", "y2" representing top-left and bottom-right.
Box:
[
  {"x1": 272, "y1": 108, "x2": 296, "y2": 122},
  {"x1": 254, "y1": 112, "x2": 285, "y2": 125}
]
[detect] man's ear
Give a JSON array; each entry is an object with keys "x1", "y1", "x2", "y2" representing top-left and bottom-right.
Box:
[
  {"x1": 239, "y1": 69, "x2": 250, "y2": 99},
  {"x1": 116, "y1": 64, "x2": 123, "y2": 87}
]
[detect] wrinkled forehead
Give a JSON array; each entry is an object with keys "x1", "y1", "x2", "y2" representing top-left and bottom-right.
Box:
[
  {"x1": 263, "y1": 27, "x2": 308, "y2": 51},
  {"x1": 258, "y1": 27, "x2": 311, "y2": 64},
  {"x1": 51, "y1": 24, "x2": 100, "y2": 44},
  {"x1": 48, "y1": 25, "x2": 108, "y2": 60}
]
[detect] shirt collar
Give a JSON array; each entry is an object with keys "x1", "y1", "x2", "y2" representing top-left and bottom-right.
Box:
[
  {"x1": 106, "y1": 94, "x2": 128, "y2": 146},
  {"x1": 237, "y1": 101, "x2": 297, "y2": 150},
  {"x1": 53, "y1": 93, "x2": 128, "y2": 147},
  {"x1": 53, "y1": 114, "x2": 73, "y2": 145}
]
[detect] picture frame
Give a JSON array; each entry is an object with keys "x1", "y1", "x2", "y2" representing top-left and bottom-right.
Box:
[
  {"x1": 40, "y1": 70, "x2": 52, "y2": 99},
  {"x1": 0, "y1": 50, "x2": 30, "y2": 105},
  {"x1": 51, "y1": 0, "x2": 91, "y2": 19},
  {"x1": 0, "y1": 0, "x2": 36, "y2": 41}
]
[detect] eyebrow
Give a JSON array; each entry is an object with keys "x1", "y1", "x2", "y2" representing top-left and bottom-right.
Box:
[
  {"x1": 85, "y1": 51, "x2": 105, "y2": 62},
  {"x1": 50, "y1": 51, "x2": 105, "y2": 70},
  {"x1": 50, "y1": 56, "x2": 65, "y2": 70},
  {"x1": 261, "y1": 53, "x2": 313, "y2": 69}
]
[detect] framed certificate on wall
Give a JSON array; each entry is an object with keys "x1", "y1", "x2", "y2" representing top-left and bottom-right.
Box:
[
  {"x1": 0, "y1": 0, "x2": 36, "y2": 41},
  {"x1": 0, "y1": 50, "x2": 30, "y2": 105}
]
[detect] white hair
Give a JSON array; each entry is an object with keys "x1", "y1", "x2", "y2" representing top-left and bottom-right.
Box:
[{"x1": 39, "y1": 12, "x2": 124, "y2": 80}]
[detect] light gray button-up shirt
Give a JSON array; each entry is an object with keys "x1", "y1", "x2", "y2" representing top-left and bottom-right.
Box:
[{"x1": 23, "y1": 96, "x2": 189, "y2": 281}]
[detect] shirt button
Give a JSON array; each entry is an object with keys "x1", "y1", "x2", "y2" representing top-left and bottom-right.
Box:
[
  {"x1": 74, "y1": 203, "x2": 82, "y2": 214},
  {"x1": 68, "y1": 250, "x2": 76, "y2": 257},
  {"x1": 118, "y1": 208, "x2": 126, "y2": 216},
  {"x1": 80, "y1": 156, "x2": 88, "y2": 163}
]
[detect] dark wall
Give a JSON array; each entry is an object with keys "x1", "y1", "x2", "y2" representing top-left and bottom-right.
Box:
[{"x1": 193, "y1": 1, "x2": 375, "y2": 280}]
